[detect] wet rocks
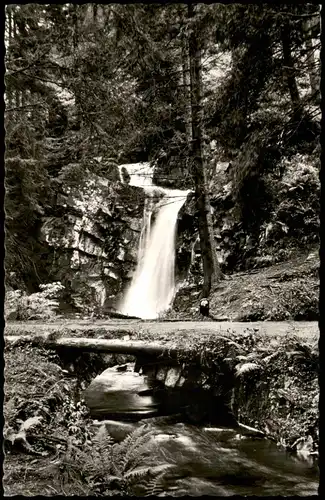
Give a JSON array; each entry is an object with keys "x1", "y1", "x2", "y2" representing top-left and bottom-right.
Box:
[{"x1": 153, "y1": 148, "x2": 193, "y2": 189}]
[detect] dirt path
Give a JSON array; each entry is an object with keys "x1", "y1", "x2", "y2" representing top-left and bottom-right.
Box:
[
  {"x1": 174, "y1": 248, "x2": 319, "y2": 321},
  {"x1": 5, "y1": 319, "x2": 319, "y2": 342}
]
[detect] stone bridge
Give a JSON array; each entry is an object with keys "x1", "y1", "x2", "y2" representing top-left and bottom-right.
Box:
[
  {"x1": 6, "y1": 333, "x2": 241, "y2": 424},
  {"x1": 5, "y1": 321, "x2": 319, "y2": 439}
]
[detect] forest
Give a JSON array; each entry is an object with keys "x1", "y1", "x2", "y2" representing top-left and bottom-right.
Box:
[
  {"x1": 3, "y1": 4, "x2": 321, "y2": 496},
  {"x1": 5, "y1": 3, "x2": 320, "y2": 322}
]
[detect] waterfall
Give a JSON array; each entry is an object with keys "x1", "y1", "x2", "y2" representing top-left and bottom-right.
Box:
[
  {"x1": 119, "y1": 162, "x2": 155, "y2": 188},
  {"x1": 118, "y1": 163, "x2": 189, "y2": 319}
]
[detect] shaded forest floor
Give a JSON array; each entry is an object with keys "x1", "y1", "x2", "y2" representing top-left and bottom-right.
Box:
[
  {"x1": 173, "y1": 246, "x2": 319, "y2": 321},
  {"x1": 3, "y1": 343, "x2": 91, "y2": 496}
]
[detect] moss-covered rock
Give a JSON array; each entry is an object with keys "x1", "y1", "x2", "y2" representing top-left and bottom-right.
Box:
[{"x1": 232, "y1": 335, "x2": 319, "y2": 454}]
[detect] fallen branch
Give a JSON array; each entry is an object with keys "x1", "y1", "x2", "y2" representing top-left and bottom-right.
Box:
[{"x1": 238, "y1": 422, "x2": 266, "y2": 438}]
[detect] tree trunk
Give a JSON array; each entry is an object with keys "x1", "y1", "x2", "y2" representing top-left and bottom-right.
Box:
[
  {"x1": 304, "y1": 34, "x2": 318, "y2": 95},
  {"x1": 303, "y1": 6, "x2": 320, "y2": 99},
  {"x1": 13, "y1": 16, "x2": 20, "y2": 110},
  {"x1": 181, "y1": 31, "x2": 192, "y2": 144},
  {"x1": 187, "y1": 4, "x2": 222, "y2": 297},
  {"x1": 280, "y1": 24, "x2": 301, "y2": 117},
  {"x1": 6, "y1": 8, "x2": 13, "y2": 109},
  {"x1": 72, "y1": 4, "x2": 79, "y2": 51},
  {"x1": 72, "y1": 4, "x2": 83, "y2": 129},
  {"x1": 8, "y1": 7, "x2": 12, "y2": 40},
  {"x1": 320, "y1": 4, "x2": 322, "y2": 35},
  {"x1": 5, "y1": 334, "x2": 191, "y2": 360},
  {"x1": 93, "y1": 3, "x2": 98, "y2": 22}
]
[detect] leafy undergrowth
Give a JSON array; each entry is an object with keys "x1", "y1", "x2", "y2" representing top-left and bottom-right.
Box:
[
  {"x1": 132, "y1": 329, "x2": 319, "y2": 454},
  {"x1": 231, "y1": 334, "x2": 319, "y2": 455},
  {"x1": 5, "y1": 282, "x2": 65, "y2": 321},
  {"x1": 67, "y1": 425, "x2": 177, "y2": 497},
  {"x1": 172, "y1": 247, "x2": 319, "y2": 321},
  {"x1": 3, "y1": 342, "x2": 179, "y2": 496},
  {"x1": 3, "y1": 342, "x2": 98, "y2": 496}
]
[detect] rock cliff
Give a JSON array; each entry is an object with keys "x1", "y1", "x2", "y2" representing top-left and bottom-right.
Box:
[{"x1": 41, "y1": 163, "x2": 146, "y2": 313}]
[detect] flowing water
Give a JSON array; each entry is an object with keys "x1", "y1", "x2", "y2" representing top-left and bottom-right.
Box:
[
  {"x1": 85, "y1": 360, "x2": 319, "y2": 496},
  {"x1": 118, "y1": 162, "x2": 189, "y2": 319},
  {"x1": 138, "y1": 423, "x2": 319, "y2": 496},
  {"x1": 94, "y1": 414, "x2": 319, "y2": 496}
]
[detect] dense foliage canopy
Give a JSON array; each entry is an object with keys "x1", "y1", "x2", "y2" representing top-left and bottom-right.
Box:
[{"x1": 5, "y1": 3, "x2": 320, "y2": 290}]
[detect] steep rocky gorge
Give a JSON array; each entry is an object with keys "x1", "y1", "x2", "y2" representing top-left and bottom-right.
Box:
[{"x1": 40, "y1": 149, "x2": 319, "y2": 319}]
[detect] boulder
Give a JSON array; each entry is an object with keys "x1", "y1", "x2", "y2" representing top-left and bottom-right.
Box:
[
  {"x1": 41, "y1": 167, "x2": 146, "y2": 312},
  {"x1": 84, "y1": 363, "x2": 159, "y2": 420},
  {"x1": 165, "y1": 367, "x2": 182, "y2": 388}
]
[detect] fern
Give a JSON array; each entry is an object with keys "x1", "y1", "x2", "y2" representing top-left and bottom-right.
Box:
[
  {"x1": 84, "y1": 426, "x2": 115, "y2": 479},
  {"x1": 5, "y1": 282, "x2": 65, "y2": 320},
  {"x1": 125, "y1": 464, "x2": 174, "y2": 496},
  {"x1": 235, "y1": 362, "x2": 261, "y2": 377},
  {"x1": 111, "y1": 424, "x2": 157, "y2": 475},
  {"x1": 144, "y1": 469, "x2": 171, "y2": 496},
  {"x1": 65, "y1": 423, "x2": 178, "y2": 496}
]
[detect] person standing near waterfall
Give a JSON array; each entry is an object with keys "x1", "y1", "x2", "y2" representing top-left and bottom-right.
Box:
[{"x1": 200, "y1": 298, "x2": 209, "y2": 317}]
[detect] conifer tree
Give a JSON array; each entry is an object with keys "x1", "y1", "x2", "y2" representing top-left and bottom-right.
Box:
[{"x1": 187, "y1": 4, "x2": 222, "y2": 296}]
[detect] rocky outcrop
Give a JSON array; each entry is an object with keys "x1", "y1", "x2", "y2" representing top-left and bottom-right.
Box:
[
  {"x1": 39, "y1": 150, "x2": 319, "y2": 319},
  {"x1": 40, "y1": 160, "x2": 199, "y2": 315},
  {"x1": 175, "y1": 152, "x2": 320, "y2": 290},
  {"x1": 152, "y1": 147, "x2": 193, "y2": 190},
  {"x1": 174, "y1": 161, "x2": 235, "y2": 287},
  {"x1": 175, "y1": 193, "x2": 198, "y2": 284},
  {"x1": 41, "y1": 163, "x2": 146, "y2": 313}
]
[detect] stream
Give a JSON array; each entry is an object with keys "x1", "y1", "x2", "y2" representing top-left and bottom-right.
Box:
[
  {"x1": 83, "y1": 361, "x2": 319, "y2": 497},
  {"x1": 152, "y1": 423, "x2": 319, "y2": 496},
  {"x1": 94, "y1": 418, "x2": 319, "y2": 496}
]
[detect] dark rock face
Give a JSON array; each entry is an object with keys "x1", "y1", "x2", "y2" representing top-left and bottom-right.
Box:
[
  {"x1": 140, "y1": 360, "x2": 237, "y2": 425},
  {"x1": 84, "y1": 359, "x2": 236, "y2": 425},
  {"x1": 152, "y1": 149, "x2": 193, "y2": 190},
  {"x1": 41, "y1": 166, "x2": 145, "y2": 313},
  {"x1": 173, "y1": 161, "x2": 238, "y2": 289},
  {"x1": 41, "y1": 161, "x2": 197, "y2": 315},
  {"x1": 175, "y1": 193, "x2": 200, "y2": 285}
]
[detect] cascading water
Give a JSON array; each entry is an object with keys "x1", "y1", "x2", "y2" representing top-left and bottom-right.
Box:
[{"x1": 118, "y1": 163, "x2": 189, "y2": 319}]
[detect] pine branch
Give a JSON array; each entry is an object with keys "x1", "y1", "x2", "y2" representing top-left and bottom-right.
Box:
[
  {"x1": 5, "y1": 103, "x2": 46, "y2": 113},
  {"x1": 273, "y1": 11, "x2": 320, "y2": 19}
]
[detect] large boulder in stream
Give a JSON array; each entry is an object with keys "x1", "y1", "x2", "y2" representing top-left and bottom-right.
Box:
[{"x1": 84, "y1": 363, "x2": 159, "y2": 420}]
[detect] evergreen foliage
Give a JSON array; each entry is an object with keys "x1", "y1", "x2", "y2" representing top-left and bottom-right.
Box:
[
  {"x1": 71, "y1": 424, "x2": 175, "y2": 496},
  {"x1": 5, "y1": 3, "x2": 320, "y2": 291}
]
